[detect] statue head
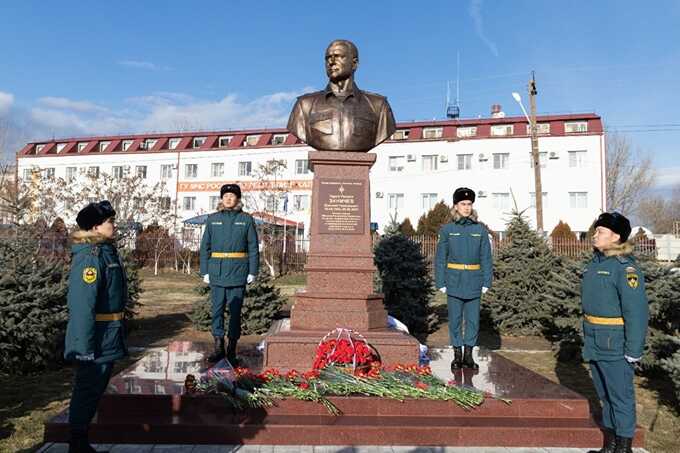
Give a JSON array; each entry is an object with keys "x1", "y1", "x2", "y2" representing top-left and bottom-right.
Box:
[{"x1": 325, "y1": 40, "x2": 359, "y2": 83}]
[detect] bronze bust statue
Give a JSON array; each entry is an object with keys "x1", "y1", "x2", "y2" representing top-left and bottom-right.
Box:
[{"x1": 287, "y1": 40, "x2": 396, "y2": 152}]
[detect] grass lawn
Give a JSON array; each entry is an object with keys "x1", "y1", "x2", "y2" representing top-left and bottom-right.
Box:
[{"x1": 1, "y1": 269, "x2": 677, "y2": 452}]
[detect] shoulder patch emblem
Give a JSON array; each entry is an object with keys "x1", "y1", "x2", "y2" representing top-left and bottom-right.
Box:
[
  {"x1": 626, "y1": 273, "x2": 639, "y2": 289},
  {"x1": 83, "y1": 267, "x2": 97, "y2": 284}
]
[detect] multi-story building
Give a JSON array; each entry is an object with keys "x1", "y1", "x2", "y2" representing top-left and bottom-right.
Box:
[{"x1": 16, "y1": 112, "x2": 605, "y2": 236}]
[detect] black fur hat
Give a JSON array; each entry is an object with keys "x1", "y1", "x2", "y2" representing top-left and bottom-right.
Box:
[
  {"x1": 593, "y1": 211, "x2": 632, "y2": 243},
  {"x1": 453, "y1": 187, "x2": 476, "y2": 204},
  {"x1": 220, "y1": 183, "x2": 242, "y2": 199},
  {"x1": 76, "y1": 200, "x2": 116, "y2": 230}
]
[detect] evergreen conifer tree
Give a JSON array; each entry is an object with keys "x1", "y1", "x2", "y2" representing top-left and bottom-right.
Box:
[
  {"x1": 483, "y1": 210, "x2": 557, "y2": 335},
  {"x1": 416, "y1": 201, "x2": 451, "y2": 235},
  {"x1": 374, "y1": 234, "x2": 437, "y2": 342},
  {"x1": 399, "y1": 217, "x2": 416, "y2": 236}
]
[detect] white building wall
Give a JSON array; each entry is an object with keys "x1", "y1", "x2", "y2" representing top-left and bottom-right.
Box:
[{"x1": 16, "y1": 131, "x2": 604, "y2": 235}]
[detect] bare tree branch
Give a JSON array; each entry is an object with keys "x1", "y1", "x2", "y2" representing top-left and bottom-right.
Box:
[{"x1": 606, "y1": 133, "x2": 655, "y2": 215}]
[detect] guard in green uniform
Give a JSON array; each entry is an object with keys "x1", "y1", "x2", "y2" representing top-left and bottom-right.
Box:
[
  {"x1": 583, "y1": 212, "x2": 648, "y2": 453},
  {"x1": 64, "y1": 200, "x2": 128, "y2": 453},
  {"x1": 435, "y1": 188, "x2": 493, "y2": 371},
  {"x1": 200, "y1": 184, "x2": 259, "y2": 364}
]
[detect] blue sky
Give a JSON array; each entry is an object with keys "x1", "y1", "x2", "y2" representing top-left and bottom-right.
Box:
[{"x1": 0, "y1": 0, "x2": 678, "y2": 188}]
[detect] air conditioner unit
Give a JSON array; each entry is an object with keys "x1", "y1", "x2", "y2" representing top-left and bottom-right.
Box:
[
  {"x1": 478, "y1": 191, "x2": 487, "y2": 198},
  {"x1": 376, "y1": 192, "x2": 384, "y2": 198},
  {"x1": 440, "y1": 155, "x2": 448, "y2": 163},
  {"x1": 479, "y1": 153, "x2": 488, "y2": 161},
  {"x1": 406, "y1": 154, "x2": 416, "y2": 162},
  {"x1": 549, "y1": 151, "x2": 559, "y2": 159}
]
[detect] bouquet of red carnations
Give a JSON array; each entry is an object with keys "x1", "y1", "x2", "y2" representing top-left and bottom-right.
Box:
[{"x1": 312, "y1": 327, "x2": 380, "y2": 372}]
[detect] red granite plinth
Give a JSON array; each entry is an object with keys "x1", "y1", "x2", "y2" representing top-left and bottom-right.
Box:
[
  {"x1": 264, "y1": 151, "x2": 420, "y2": 369},
  {"x1": 43, "y1": 342, "x2": 646, "y2": 447}
]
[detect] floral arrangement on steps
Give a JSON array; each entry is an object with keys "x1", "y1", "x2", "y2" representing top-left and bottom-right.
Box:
[
  {"x1": 185, "y1": 364, "x2": 509, "y2": 416},
  {"x1": 312, "y1": 328, "x2": 380, "y2": 372}
]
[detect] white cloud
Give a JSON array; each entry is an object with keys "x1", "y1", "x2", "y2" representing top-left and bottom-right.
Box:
[
  {"x1": 0, "y1": 91, "x2": 14, "y2": 115},
  {"x1": 37, "y1": 96, "x2": 107, "y2": 113},
  {"x1": 118, "y1": 60, "x2": 170, "y2": 71},
  {"x1": 19, "y1": 88, "x2": 311, "y2": 140},
  {"x1": 656, "y1": 166, "x2": 680, "y2": 188},
  {"x1": 469, "y1": 0, "x2": 499, "y2": 57}
]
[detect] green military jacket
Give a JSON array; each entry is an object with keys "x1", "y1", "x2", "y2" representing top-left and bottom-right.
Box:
[
  {"x1": 64, "y1": 231, "x2": 128, "y2": 364},
  {"x1": 200, "y1": 204, "x2": 259, "y2": 287},
  {"x1": 435, "y1": 212, "x2": 493, "y2": 299},
  {"x1": 580, "y1": 243, "x2": 649, "y2": 362}
]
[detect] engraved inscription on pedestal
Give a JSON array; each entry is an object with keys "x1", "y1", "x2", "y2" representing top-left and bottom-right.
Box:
[{"x1": 317, "y1": 178, "x2": 365, "y2": 234}]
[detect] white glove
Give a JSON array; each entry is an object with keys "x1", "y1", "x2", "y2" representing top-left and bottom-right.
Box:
[
  {"x1": 247, "y1": 274, "x2": 255, "y2": 284},
  {"x1": 625, "y1": 355, "x2": 641, "y2": 363},
  {"x1": 203, "y1": 274, "x2": 210, "y2": 284},
  {"x1": 439, "y1": 287, "x2": 447, "y2": 293},
  {"x1": 75, "y1": 353, "x2": 94, "y2": 362},
  {"x1": 482, "y1": 287, "x2": 489, "y2": 294}
]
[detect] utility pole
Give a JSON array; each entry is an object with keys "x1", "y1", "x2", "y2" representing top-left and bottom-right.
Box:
[{"x1": 528, "y1": 71, "x2": 544, "y2": 234}]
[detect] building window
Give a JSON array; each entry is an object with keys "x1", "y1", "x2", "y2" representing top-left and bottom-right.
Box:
[
  {"x1": 421, "y1": 193, "x2": 437, "y2": 211},
  {"x1": 160, "y1": 197, "x2": 171, "y2": 211},
  {"x1": 272, "y1": 134, "x2": 287, "y2": 145},
  {"x1": 87, "y1": 166, "x2": 99, "y2": 178},
  {"x1": 192, "y1": 137, "x2": 206, "y2": 149},
  {"x1": 569, "y1": 192, "x2": 588, "y2": 209},
  {"x1": 565, "y1": 121, "x2": 588, "y2": 134},
  {"x1": 294, "y1": 194, "x2": 310, "y2": 211},
  {"x1": 388, "y1": 156, "x2": 405, "y2": 172},
  {"x1": 238, "y1": 161, "x2": 252, "y2": 176},
  {"x1": 168, "y1": 138, "x2": 181, "y2": 150},
  {"x1": 568, "y1": 150, "x2": 587, "y2": 168},
  {"x1": 423, "y1": 127, "x2": 443, "y2": 139},
  {"x1": 493, "y1": 153, "x2": 509, "y2": 169},
  {"x1": 161, "y1": 164, "x2": 173, "y2": 179},
  {"x1": 244, "y1": 135, "x2": 260, "y2": 146},
  {"x1": 77, "y1": 142, "x2": 88, "y2": 152},
  {"x1": 184, "y1": 164, "x2": 198, "y2": 178},
  {"x1": 36, "y1": 144, "x2": 45, "y2": 153},
  {"x1": 66, "y1": 167, "x2": 77, "y2": 181},
  {"x1": 456, "y1": 127, "x2": 477, "y2": 138},
  {"x1": 457, "y1": 154, "x2": 472, "y2": 170},
  {"x1": 136, "y1": 165, "x2": 147, "y2": 179},
  {"x1": 422, "y1": 155, "x2": 438, "y2": 172},
  {"x1": 295, "y1": 159, "x2": 310, "y2": 175},
  {"x1": 22, "y1": 168, "x2": 32, "y2": 179},
  {"x1": 113, "y1": 166, "x2": 124, "y2": 179},
  {"x1": 530, "y1": 152, "x2": 548, "y2": 168},
  {"x1": 388, "y1": 193, "x2": 405, "y2": 212},
  {"x1": 492, "y1": 192, "x2": 510, "y2": 210},
  {"x1": 44, "y1": 168, "x2": 55, "y2": 179},
  {"x1": 209, "y1": 196, "x2": 221, "y2": 210},
  {"x1": 218, "y1": 136, "x2": 232, "y2": 148},
  {"x1": 182, "y1": 197, "x2": 196, "y2": 211},
  {"x1": 265, "y1": 194, "x2": 278, "y2": 212},
  {"x1": 99, "y1": 141, "x2": 111, "y2": 152},
  {"x1": 211, "y1": 162, "x2": 224, "y2": 177},
  {"x1": 122, "y1": 140, "x2": 133, "y2": 151},
  {"x1": 526, "y1": 123, "x2": 550, "y2": 135},
  {"x1": 529, "y1": 192, "x2": 548, "y2": 208},
  {"x1": 490, "y1": 124, "x2": 513, "y2": 136},
  {"x1": 391, "y1": 129, "x2": 410, "y2": 140},
  {"x1": 56, "y1": 143, "x2": 66, "y2": 153}
]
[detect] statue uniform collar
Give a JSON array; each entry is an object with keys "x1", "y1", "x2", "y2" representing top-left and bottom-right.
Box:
[{"x1": 323, "y1": 82, "x2": 359, "y2": 100}]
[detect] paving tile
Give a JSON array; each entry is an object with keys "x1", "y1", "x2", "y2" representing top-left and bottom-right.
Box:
[{"x1": 110, "y1": 445, "x2": 155, "y2": 453}]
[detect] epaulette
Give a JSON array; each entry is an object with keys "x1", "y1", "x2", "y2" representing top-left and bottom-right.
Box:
[
  {"x1": 615, "y1": 255, "x2": 631, "y2": 265},
  {"x1": 90, "y1": 245, "x2": 100, "y2": 257}
]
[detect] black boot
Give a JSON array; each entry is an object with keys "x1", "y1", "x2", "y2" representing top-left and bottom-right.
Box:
[
  {"x1": 69, "y1": 431, "x2": 107, "y2": 453},
  {"x1": 207, "y1": 336, "x2": 225, "y2": 363},
  {"x1": 226, "y1": 337, "x2": 239, "y2": 366},
  {"x1": 614, "y1": 436, "x2": 633, "y2": 453},
  {"x1": 450, "y1": 347, "x2": 463, "y2": 372},
  {"x1": 462, "y1": 346, "x2": 479, "y2": 370},
  {"x1": 588, "y1": 428, "x2": 616, "y2": 453}
]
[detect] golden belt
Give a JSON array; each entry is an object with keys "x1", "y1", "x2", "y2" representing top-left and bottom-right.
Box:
[
  {"x1": 584, "y1": 314, "x2": 624, "y2": 326},
  {"x1": 95, "y1": 312, "x2": 123, "y2": 322},
  {"x1": 447, "y1": 263, "x2": 481, "y2": 270},
  {"x1": 211, "y1": 252, "x2": 248, "y2": 258}
]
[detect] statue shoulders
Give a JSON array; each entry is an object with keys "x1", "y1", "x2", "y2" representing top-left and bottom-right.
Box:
[{"x1": 296, "y1": 90, "x2": 325, "y2": 104}]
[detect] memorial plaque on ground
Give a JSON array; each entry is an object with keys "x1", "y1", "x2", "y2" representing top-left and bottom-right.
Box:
[{"x1": 317, "y1": 178, "x2": 365, "y2": 234}]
